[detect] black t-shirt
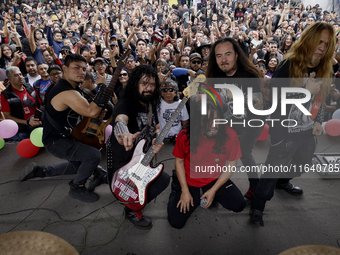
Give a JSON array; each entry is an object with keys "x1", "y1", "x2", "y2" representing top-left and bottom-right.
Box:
[
  {"x1": 217, "y1": 69, "x2": 264, "y2": 126},
  {"x1": 42, "y1": 79, "x2": 82, "y2": 145},
  {"x1": 268, "y1": 59, "x2": 325, "y2": 139},
  {"x1": 109, "y1": 98, "x2": 159, "y2": 174}
]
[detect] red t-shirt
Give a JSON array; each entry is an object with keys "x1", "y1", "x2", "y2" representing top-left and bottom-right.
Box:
[
  {"x1": 1, "y1": 87, "x2": 39, "y2": 120},
  {"x1": 172, "y1": 126, "x2": 242, "y2": 187}
]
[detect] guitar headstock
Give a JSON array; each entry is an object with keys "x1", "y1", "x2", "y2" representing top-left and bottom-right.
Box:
[
  {"x1": 117, "y1": 48, "x2": 132, "y2": 69},
  {"x1": 182, "y1": 74, "x2": 206, "y2": 99}
]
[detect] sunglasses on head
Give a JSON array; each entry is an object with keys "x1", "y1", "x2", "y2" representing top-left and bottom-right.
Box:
[
  {"x1": 119, "y1": 73, "x2": 128, "y2": 77},
  {"x1": 191, "y1": 60, "x2": 201, "y2": 64},
  {"x1": 162, "y1": 88, "x2": 174, "y2": 92}
]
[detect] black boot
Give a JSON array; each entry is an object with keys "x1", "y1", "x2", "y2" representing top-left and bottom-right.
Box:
[
  {"x1": 18, "y1": 162, "x2": 45, "y2": 181},
  {"x1": 88, "y1": 166, "x2": 107, "y2": 192},
  {"x1": 249, "y1": 208, "x2": 264, "y2": 226},
  {"x1": 124, "y1": 207, "x2": 152, "y2": 229},
  {"x1": 69, "y1": 181, "x2": 99, "y2": 203},
  {"x1": 276, "y1": 181, "x2": 303, "y2": 196}
]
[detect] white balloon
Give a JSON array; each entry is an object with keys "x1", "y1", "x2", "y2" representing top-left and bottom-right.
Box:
[{"x1": 332, "y1": 109, "x2": 340, "y2": 120}]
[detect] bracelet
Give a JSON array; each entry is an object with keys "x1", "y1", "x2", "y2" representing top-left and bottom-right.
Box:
[
  {"x1": 27, "y1": 118, "x2": 31, "y2": 126},
  {"x1": 113, "y1": 121, "x2": 129, "y2": 141}
]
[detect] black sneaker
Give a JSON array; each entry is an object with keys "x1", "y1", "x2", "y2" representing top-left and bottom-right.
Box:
[
  {"x1": 124, "y1": 207, "x2": 153, "y2": 229},
  {"x1": 244, "y1": 188, "x2": 255, "y2": 205},
  {"x1": 249, "y1": 209, "x2": 264, "y2": 226},
  {"x1": 69, "y1": 181, "x2": 99, "y2": 203},
  {"x1": 276, "y1": 182, "x2": 303, "y2": 196},
  {"x1": 88, "y1": 166, "x2": 107, "y2": 192},
  {"x1": 18, "y1": 162, "x2": 39, "y2": 181}
]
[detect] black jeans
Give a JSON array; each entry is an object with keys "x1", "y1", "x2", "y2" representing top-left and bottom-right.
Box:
[
  {"x1": 44, "y1": 137, "x2": 101, "y2": 185},
  {"x1": 167, "y1": 174, "x2": 246, "y2": 229},
  {"x1": 235, "y1": 126, "x2": 264, "y2": 188},
  {"x1": 252, "y1": 134, "x2": 317, "y2": 212}
]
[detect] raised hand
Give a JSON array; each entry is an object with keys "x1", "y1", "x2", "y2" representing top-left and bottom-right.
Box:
[
  {"x1": 158, "y1": 70, "x2": 171, "y2": 84},
  {"x1": 46, "y1": 45, "x2": 55, "y2": 56},
  {"x1": 96, "y1": 71, "x2": 107, "y2": 85}
]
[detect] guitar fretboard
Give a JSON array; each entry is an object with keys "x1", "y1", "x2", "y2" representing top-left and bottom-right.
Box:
[{"x1": 141, "y1": 97, "x2": 188, "y2": 166}]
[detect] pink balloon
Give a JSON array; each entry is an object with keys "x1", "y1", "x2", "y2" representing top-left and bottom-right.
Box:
[
  {"x1": 105, "y1": 125, "x2": 113, "y2": 143},
  {"x1": 324, "y1": 119, "x2": 340, "y2": 136},
  {"x1": 258, "y1": 124, "x2": 270, "y2": 141},
  {"x1": 0, "y1": 120, "x2": 19, "y2": 139}
]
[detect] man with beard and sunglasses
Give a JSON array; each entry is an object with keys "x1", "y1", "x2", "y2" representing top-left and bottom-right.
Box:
[{"x1": 105, "y1": 65, "x2": 170, "y2": 230}]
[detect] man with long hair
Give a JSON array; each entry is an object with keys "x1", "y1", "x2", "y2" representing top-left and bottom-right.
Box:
[
  {"x1": 206, "y1": 37, "x2": 265, "y2": 205},
  {"x1": 250, "y1": 22, "x2": 336, "y2": 226},
  {"x1": 107, "y1": 65, "x2": 170, "y2": 229},
  {"x1": 167, "y1": 97, "x2": 245, "y2": 229}
]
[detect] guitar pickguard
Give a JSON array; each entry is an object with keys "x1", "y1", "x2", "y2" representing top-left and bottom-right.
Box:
[{"x1": 111, "y1": 139, "x2": 164, "y2": 210}]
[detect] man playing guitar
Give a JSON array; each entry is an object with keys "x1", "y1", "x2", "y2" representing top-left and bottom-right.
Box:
[
  {"x1": 19, "y1": 54, "x2": 108, "y2": 203},
  {"x1": 107, "y1": 65, "x2": 170, "y2": 229}
]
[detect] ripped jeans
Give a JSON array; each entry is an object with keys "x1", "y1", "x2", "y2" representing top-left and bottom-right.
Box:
[{"x1": 252, "y1": 133, "x2": 317, "y2": 211}]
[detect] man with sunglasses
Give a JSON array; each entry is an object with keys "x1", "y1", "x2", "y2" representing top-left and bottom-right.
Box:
[
  {"x1": 59, "y1": 46, "x2": 71, "y2": 64},
  {"x1": 189, "y1": 53, "x2": 205, "y2": 80}
]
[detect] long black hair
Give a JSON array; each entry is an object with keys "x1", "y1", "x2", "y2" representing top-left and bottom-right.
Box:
[
  {"x1": 206, "y1": 37, "x2": 262, "y2": 78},
  {"x1": 186, "y1": 96, "x2": 228, "y2": 154},
  {"x1": 121, "y1": 65, "x2": 161, "y2": 110}
]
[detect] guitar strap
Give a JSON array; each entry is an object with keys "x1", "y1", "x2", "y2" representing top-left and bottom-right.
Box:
[{"x1": 310, "y1": 92, "x2": 324, "y2": 120}]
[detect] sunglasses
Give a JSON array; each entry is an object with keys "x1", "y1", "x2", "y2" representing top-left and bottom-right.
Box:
[
  {"x1": 191, "y1": 60, "x2": 201, "y2": 64},
  {"x1": 119, "y1": 73, "x2": 128, "y2": 77},
  {"x1": 162, "y1": 88, "x2": 174, "y2": 93}
]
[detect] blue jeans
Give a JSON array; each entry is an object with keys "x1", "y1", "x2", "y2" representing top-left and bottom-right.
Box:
[
  {"x1": 252, "y1": 133, "x2": 316, "y2": 211},
  {"x1": 44, "y1": 138, "x2": 101, "y2": 185},
  {"x1": 5, "y1": 126, "x2": 34, "y2": 142}
]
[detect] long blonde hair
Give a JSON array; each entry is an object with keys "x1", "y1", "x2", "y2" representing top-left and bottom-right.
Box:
[{"x1": 285, "y1": 22, "x2": 335, "y2": 99}]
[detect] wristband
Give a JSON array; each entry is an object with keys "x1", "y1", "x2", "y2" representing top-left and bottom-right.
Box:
[
  {"x1": 114, "y1": 121, "x2": 129, "y2": 141},
  {"x1": 27, "y1": 118, "x2": 31, "y2": 126},
  {"x1": 93, "y1": 83, "x2": 107, "y2": 108}
]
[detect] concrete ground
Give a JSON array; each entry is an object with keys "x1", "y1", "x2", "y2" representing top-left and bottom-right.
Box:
[{"x1": 1, "y1": 134, "x2": 340, "y2": 255}]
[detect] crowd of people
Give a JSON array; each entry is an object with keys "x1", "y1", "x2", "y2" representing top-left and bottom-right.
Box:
[{"x1": 1, "y1": 0, "x2": 340, "y2": 229}]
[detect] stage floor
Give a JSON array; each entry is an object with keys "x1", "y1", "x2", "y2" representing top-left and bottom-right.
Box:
[{"x1": 1, "y1": 134, "x2": 340, "y2": 255}]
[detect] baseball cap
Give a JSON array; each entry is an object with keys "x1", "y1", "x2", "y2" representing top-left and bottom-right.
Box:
[
  {"x1": 47, "y1": 64, "x2": 62, "y2": 73},
  {"x1": 94, "y1": 57, "x2": 107, "y2": 65},
  {"x1": 189, "y1": 53, "x2": 202, "y2": 61}
]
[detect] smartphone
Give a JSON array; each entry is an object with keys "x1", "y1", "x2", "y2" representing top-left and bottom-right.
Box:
[
  {"x1": 16, "y1": 46, "x2": 22, "y2": 52},
  {"x1": 34, "y1": 109, "x2": 42, "y2": 120}
]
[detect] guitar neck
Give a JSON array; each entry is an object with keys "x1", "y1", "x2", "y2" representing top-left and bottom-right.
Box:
[
  {"x1": 141, "y1": 97, "x2": 188, "y2": 166},
  {"x1": 101, "y1": 49, "x2": 132, "y2": 105},
  {"x1": 102, "y1": 65, "x2": 123, "y2": 104}
]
